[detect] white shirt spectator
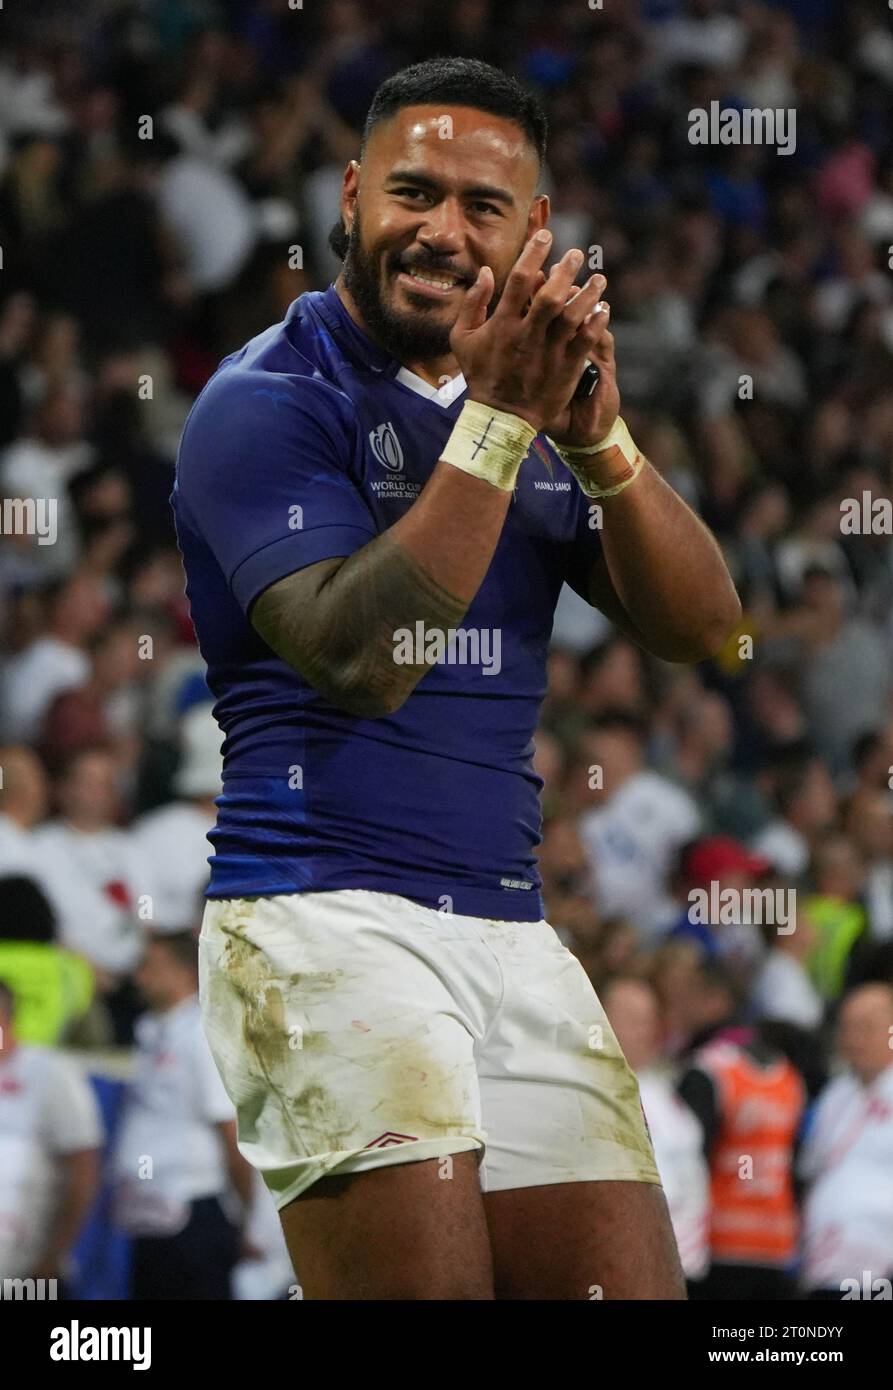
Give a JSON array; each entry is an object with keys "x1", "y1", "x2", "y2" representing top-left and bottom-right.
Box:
[
  {"x1": 32, "y1": 821, "x2": 148, "y2": 974},
  {"x1": 860, "y1": 190, "x2": 893, "y2": 245},
  {"x1": 0, "y1": 812, "x2": 123, "y2": 967},
  {"x1": 752, "y1": 819, "x2": 809, "y2": 879},
  {"x1": 753, "y1": 950, "x2": 824, "y2": 1030},
  {"x1": 0, "y1": 1044, "x2": 102, "y2": 1278},
  {"x1": 813, "y1": 270, "x2": 891, "y2": 333},
  {"x1": 232, "y1": 1172, "x2": 294, "y2": 1301},
  {"x1": 638, "y1": 1067, "x2": 710, "y2": 1280},
  {"x1": 132, "y1": 801, "x2": 214, "y2": 930},
  {"x1": 158, "y1": 104, "x2": 253, "y2": 168},
  {"x1": 1, "y1": 636, "x2": 89, "y2": 742},
  {"x1": 579, "y1": 771, "x2": 700, "y2": 938},
  {"x1": 550, "y1": 585, "x2": 613, "y2": 654},
  {"x1": 650, "y1": 12, "x2": 745, "y2": 71},
  {"x1": 156, "y1": 154, "x2": 256, "y2": 294},
  {"x1": 112, "y1": 995, "x2": 235, "y2": 1235},
  {"x1": 799, "y1": 1060, "x2": 893, "y2": 1291},
  {"x1": 1, "y1": 436, "x2": 90, "y2": 577},
  {"x1": 0, "y1": 60, "x2": 69, "y2": 143},
  {"x1": 865, "y1": 861, "x2": 893, "y2": 942}
]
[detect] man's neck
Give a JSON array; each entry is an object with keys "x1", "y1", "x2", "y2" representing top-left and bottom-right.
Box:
[
  {"x1": 857, "y1": 1059, "x2": 893, "y2": 1088},
  {"x1": 155, "y1": 991, "x2": 196, "y2": 1017},
  {"x1": 64, "y1": 817, "x2": 104, "y2": 835},
  {"x1": 334, "y1": 276, "x2": 462, "y2": 390}
]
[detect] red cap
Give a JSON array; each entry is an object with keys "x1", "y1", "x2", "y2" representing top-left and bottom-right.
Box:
[{"x1": 682, "y1": 836, "x2": 772, "y2": 890}]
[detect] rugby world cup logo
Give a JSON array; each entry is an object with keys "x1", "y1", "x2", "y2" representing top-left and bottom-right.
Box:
[{"x1": 369, "y1": 421, "x2": 404, "y2": 472}]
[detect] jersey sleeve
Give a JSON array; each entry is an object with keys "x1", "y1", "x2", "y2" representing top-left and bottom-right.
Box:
[{"x1": 174, "y1": 369, "x2": 377, "y2": 615}]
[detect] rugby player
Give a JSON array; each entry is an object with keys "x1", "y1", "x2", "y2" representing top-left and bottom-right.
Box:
[{"x1": 173, "y1": 57, "x2": 741, "y2": 1299}]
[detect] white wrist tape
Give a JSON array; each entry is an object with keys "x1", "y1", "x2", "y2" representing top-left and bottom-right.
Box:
[
  {"x1": 550, "y1": 416, "x2": 644, "y2": 498},
  {"x1": 441, "y1": 399, "x2": 537, "y2": 492}
]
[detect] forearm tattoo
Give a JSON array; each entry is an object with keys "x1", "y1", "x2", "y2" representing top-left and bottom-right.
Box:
[{"x1": 251, "y1": 529, "x2": 469, "y2": 717}]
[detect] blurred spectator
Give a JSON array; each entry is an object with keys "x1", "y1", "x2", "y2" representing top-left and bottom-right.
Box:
[
  {"x1": 111, "y1": 932, "x2": 253, "y2": 1300},
  {"x1": 232, "y1": 1170, "x2": 295, "y2": 1301},
  {"x1": 0, "y1": 979, "x2": 102, "y2": 1288},
  {"x1": 804, "y1": 834, "x2": 869, "y2": 1002},
  {"x1": 799, "y1": 983, "x2": 893, "y2": 1298},
  {"x1": 843, "y1": 788, "x2": 893, "y2": 943},
  {"x1": 679, "y1": 970, "x2": 806, "y2": 1300},
  {"x1": 753, "y1": 904, "x2": 824, "y2": 1032},
  {"x1": 848, "y1": 729, "x2": 893, "y2": 804},
  {"x1": 578, "y1": 712, "x2": 700, "y2": 940},
  {"x1": 0, "y1": 873, "x2": 94, "y2": 1046},
  {"x1": 38, "y1": 615, "x2": 145, "y2": 771},
  {"x1": 668, "y1": 835, "x2": 772, "y2": 983},
  {"x1": 768, "y1": 570, "x2": 891, "y2": 777},
  {"x1": 650, "y1": 0, "x2": 746, "y2": 72},
  {"x1": 753, "y1": 747, "x2": 837, "y2": 880},
  {"x1": 132, "y1": 705, "x2": 223, "y2": 931},
  {"x1": 0, "y1": 386, "x2": 92, "y2": 580},
  {"x1": 662, "y1": 686, "x2": 766, "y2": 839},
  {"x1": 1, "y1": 572, "x2": 108, "y2": 742},
  {"x1": 0, "y1": 743, "x2": 118, "y2": 1033},
  {"x1": 603, "y1": 976, "x2": 710, "y2": 1286},
  {"x1": 33, "y1": 747, "x2": 148, "y2": 1038},
  {"x1": 0, "y1": 291, "x2": 37, "y2": 449}
]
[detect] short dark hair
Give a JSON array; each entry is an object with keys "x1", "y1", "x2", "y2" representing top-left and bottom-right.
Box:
[
  {"x1": 852, "y1": 728, "x2": 883, "y2": 772},
  {"x1": 149, "y1": 930, "x2": 199, "y2": 974},
  {"x1": 361, "y1": 58, "x2": 547, "y2": 165},
  {"x1": 589, "y1": 708, "x2": 649, "y2": 743},
  {"x1": 0, "y1": 875, "x2": 57, "y2": 943},
  {"x1": 329, "y1": 57, "x2": 548, "y2": 261}
]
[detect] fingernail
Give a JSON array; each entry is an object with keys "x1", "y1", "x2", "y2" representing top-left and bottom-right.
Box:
[
  {"x1": 535, "y1": 229, "x2": 552, "y2": 244},
  {"x1": 569, "y1": 249, "x2": 584, "y2": 268}
]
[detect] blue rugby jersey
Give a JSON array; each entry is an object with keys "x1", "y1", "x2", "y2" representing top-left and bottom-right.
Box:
[{"x1": 172, "y1": 284, "x2": 601, "y2": 920}]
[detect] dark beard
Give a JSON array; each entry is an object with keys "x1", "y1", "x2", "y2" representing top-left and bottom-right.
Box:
[
  {"x1": 340, "y1": 209, "x2": 511, "y2": 365},
  {"x1": 341, "y1": 209, "x2": 456, "y2": 361}
]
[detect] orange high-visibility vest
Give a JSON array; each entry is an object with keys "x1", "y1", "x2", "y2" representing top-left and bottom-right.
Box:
[{"x1": 696, "y1": 1040, "x2": 804, "y2": 1265}]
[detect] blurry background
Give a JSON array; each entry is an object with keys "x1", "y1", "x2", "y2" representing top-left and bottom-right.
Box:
[{"x1": 1, "y1": 0, "x2": 893, "y2": 1302}]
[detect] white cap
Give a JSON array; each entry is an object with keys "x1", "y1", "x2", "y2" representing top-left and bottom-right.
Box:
[{"x1": 173, "y1": 704, "x2": 223, "y2": 798}]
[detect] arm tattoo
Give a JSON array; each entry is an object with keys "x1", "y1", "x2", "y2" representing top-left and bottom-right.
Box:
[{"x1": 251, "y1": 529, "x2": 469, "y2": 717}]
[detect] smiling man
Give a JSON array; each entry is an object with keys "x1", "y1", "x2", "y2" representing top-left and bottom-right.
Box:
[{"x1": 173, "y1": 57, "x2": 740, "y2": 1300}]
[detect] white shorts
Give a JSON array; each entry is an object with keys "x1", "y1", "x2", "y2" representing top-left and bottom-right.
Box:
[{"x1": 198, "y1": 889, "x2": 660, "y2": 1209}]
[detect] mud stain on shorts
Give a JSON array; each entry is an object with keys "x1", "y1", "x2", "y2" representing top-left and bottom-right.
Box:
[
  {"x1": 214, "y1": 901, "x2": 359, "y2": 1156},
  {"x1": 365, "y1": 1021, "x2": 478, "y2": 1142},
  {"x1": 580, "y1": 1046, "x2": 660, "y2": 1175}
]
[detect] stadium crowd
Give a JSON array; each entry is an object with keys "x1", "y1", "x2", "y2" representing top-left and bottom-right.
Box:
[{"x1": 1, "y1": 0, "x2": 893, "y2": 1300}]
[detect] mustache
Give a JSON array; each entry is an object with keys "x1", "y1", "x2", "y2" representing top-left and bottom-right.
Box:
[{"x1": 393, "y1": 253, "x2": 474, "y2": 285}]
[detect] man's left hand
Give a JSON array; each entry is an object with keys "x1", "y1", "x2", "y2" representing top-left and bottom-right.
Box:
[{"x1": 539, "y1": 276, "x2": 620, "y2": 447}]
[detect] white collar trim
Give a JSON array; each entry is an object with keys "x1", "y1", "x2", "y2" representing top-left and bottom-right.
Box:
[{"x1": 395, "y1": 365, "x2": 467, "y2": 407}]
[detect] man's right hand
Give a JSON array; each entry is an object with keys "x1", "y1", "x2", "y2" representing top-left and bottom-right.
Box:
[{"x1": 450, "y1": 230, "x2": 606, "y2": 434}]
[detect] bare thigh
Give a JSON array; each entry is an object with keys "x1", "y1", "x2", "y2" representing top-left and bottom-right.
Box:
[
  {"x1": 483, "y1": 1179, "x2": 687, "y2": 1300},
  {"x1": 279, "y1": 1151, "x2": 494, "y2": 1299}
]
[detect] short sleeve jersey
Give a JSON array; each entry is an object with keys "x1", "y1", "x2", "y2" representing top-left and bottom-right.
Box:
[{"x1": 172, "y1": 285, "x2": 601, "y2": 921}]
